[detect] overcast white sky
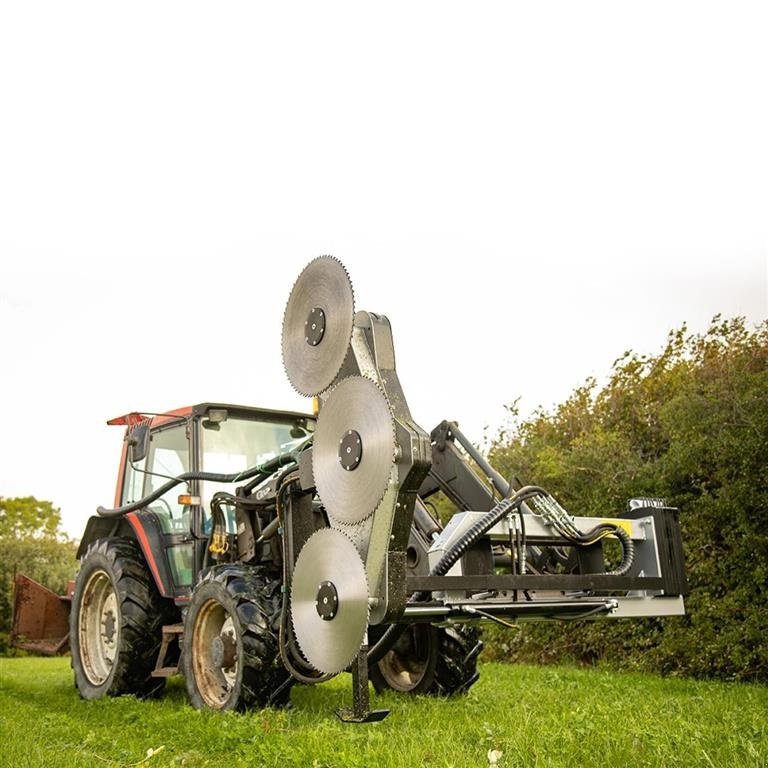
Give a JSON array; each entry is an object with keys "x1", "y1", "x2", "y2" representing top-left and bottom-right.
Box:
[{"x1": 1, "y1": 2, "x2": 766, "y2": 537}]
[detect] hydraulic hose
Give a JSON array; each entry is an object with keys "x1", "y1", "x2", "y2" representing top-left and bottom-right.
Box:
[
  {"x1": 367, "y1": 622, "x2": 408, "y2": 664},
  {"x1": 605, "y1": 526, "x2": 635, "y2": 577},
  {"x1": 430, "y1": 486, "x2": 546, "y2": 578},
  {"x1": 96, "y1": 454, "x2": 297, "y2": 517}
]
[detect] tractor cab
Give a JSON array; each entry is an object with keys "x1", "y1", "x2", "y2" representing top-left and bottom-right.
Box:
[{"x1": 112, "y1": 403, "x2": 315, "y2": 597}]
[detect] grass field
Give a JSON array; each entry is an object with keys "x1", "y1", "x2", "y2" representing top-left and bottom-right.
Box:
[{"x1": 0, "y1": 657, "x2": 766, "y2": 768}]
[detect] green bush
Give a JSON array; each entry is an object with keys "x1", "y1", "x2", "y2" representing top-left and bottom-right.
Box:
[{"x1": 485, "y1": 317, "x2": 768, "y2": 682}]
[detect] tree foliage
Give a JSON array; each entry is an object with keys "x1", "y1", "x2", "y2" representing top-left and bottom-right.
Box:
[
  {"x1": 0, "y1": 496, "x2": 65, "y2": 539},
  {"x1": 0, "y1": 496, "x2": 77, "y2": 653},
  {"x1": 485, "y1": 316, "x2": 768, "y2": 681}
]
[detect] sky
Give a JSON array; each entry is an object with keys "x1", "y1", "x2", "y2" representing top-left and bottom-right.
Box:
[{"x1": 1, "y1": 2, "x2": 766, "y2": 538}]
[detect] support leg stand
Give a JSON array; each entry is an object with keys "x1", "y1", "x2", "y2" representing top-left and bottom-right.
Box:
[{"x1": 336, "y1": 645, "x2": 389, "y2": 723}]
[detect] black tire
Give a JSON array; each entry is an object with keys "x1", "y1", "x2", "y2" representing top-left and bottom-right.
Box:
[
  {"x1": 70, "y1": 537, "x2": 172, "y2": 700},
  {"x1": 182, "y1": 564, "x2": 292, "y2": 712},
  {"x1": 369, "y1": 623, "x2": 483, "y2": 696}
]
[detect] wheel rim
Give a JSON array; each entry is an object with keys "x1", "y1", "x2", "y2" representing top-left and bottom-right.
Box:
[
  {"x1": 377, "y1": 624, "x2": 433, "y2": 691},
  {"x1": 191, "y1": 598, "x2": 239, "y2": 709},
  {"x1": 78, "y1": 570, "x2": 119, "y2": 686}
]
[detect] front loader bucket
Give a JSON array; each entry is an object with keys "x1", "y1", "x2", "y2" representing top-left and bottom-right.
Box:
[{"x1": 10, "y1": 574, "x2": 71, "y2": 655}]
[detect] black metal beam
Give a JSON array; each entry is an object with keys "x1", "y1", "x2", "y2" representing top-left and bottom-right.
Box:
[{"x1": 407, "y1": 574, "x2": 666, "y2": 592}]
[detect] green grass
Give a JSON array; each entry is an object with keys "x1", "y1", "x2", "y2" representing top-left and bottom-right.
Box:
[{"x1": 0, "y1": 658, "x2": 766, "y2": 768}]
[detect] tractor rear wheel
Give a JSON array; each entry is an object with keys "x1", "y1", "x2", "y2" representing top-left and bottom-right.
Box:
[
  {"x1": 182, "y1": 564, "x2": 292, "y2": 711},
  {"x1": 70, "y1": 538, "x2": 171, "y2": 700},
  {"x1": 369, "y1": 623, "x2": 483, "y2": 696}
]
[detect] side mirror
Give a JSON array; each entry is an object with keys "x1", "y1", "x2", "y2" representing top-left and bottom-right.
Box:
[{"x1": 127, "y1": 423, "x2": 150, "y2": 463}]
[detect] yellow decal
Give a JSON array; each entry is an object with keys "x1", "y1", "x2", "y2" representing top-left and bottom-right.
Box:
[{"x1": 600, "y1": 518, "x2": 634, "y2": 537}]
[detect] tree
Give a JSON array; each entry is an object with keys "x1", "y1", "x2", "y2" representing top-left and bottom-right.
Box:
[
  {"x1": 485, "y1": 317, "x2": 768, "y2": 681},
  {"x1": 0, "y1": 497, "x2": 65, "y2": 539}
]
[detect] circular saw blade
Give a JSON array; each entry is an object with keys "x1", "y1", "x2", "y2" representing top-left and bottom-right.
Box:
[
  {"x1": 313, "y1": 376, "x2": 396, "y2": 526},
  {"x1": 282, "y1": 256, "x2": 355, "y2": 396},
  {"x1": 290, "y1": 528, "x2": 369, "y2": 675}
]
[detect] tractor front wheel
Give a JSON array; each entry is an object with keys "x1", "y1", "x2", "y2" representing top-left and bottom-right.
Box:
[
  {"x1": 369, "y1": 623, "x2": 483, "y2": 696},
  {"x1": 70, "y1": 538, "x2": 170, "y2": 700},
  {"x1": 182, "y1": 565, "x2": 292, "y2": 711}
]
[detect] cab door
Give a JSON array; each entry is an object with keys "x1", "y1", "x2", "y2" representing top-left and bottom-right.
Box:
[{"x1": 122, "y1": 420, "x2": 195, "y2": 594}]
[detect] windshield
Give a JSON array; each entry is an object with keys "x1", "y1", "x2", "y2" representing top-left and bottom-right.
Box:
[
  {"x1": 201, "y1": 416, "x2": 312, "y2": 474},
  {"x1": 200, "y1": 414, "x2": 313, "y2": 530}
]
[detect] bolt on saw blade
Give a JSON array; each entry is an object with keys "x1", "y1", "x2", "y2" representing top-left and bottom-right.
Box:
[
  {"x1": 282, "y1": 256, "x2": 355, "y2": 397},
  {"x1": 313, "y1": 376, "x2": 396, "y2": 526},
  {"x1": 290, "y1": 528, "x2": 370, "y2": 675}
]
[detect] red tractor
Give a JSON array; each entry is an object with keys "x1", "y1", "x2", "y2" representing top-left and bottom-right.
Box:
[{"x1": 69, "y1": 403, "x2": 315, "y2": 705}]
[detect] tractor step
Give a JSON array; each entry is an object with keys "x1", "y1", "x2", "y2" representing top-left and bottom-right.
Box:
[
  {"x1": 151, "y1": 623, "x2": 184, "y2": 678},
  {"x1": 151, "y1": 667, "x2": 181, "y2": 678}
]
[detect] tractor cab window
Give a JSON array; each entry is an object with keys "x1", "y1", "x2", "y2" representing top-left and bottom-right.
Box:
[
  {"x1": 145, "y1": 423, "x2": 190, "y2": 532},
  {"x1": 123, "y1": 454, "x2": 146, "y2": 505},
  {"x1": 200, "y1": 414, "x2": 313, "y2": 532},
  {"x1": 122, "y1": 421, "x2": 190, "y2": 533}
]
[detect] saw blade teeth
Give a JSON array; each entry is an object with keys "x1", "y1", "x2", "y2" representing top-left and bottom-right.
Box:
[
  {"x1": 329, "y1": 467, "x2": 393, "y2": 530},
  {"x1": 281, "y1": 255, "x2": 355, "y2": 397},
  {"x1": 312, "y1": 375, "x2": 397, "y2": 527},
  {"x1": 289, "y1": 528, "x2": 370, "y2": 675}
]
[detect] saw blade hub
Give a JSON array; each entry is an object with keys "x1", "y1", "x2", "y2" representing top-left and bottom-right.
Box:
[
  {"x1": 315, "y1": 580, "x2": 339, "y2": 620},
  {"x1": 338, "y1": 430, "x2": 362, "y2": 471},
  {"x1": 305, "y1": 307, "x2": 326, "y2": 347}
]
